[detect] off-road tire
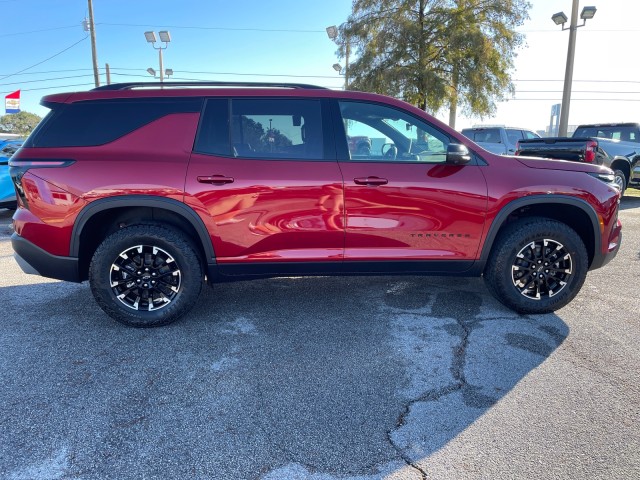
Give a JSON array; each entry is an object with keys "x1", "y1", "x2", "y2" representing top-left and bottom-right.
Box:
[
  {"x1": 89, "y1": 224, "x2": 203, "y2": 327},
  {"x1": 484, "y1": 218, "x2": 588, "y2": 314}
]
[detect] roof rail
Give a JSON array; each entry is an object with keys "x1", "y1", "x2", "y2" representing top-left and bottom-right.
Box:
[{"x1": 92, "y1": 81, "x2": 328, "y2": 91}]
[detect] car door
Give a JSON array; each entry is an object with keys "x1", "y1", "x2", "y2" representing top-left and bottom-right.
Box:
[
  {"x1": 185, "y1": 97, "x2": 344, "y2": 275},
  {"x1": 334, "y1": 100, "x2": 487, "y2": 273}
]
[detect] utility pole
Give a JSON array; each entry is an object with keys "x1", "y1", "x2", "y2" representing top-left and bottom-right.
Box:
[
  {"x1": 105, "y1": 63, "x2": 111, "y2": 85},
  {"x1": 87, "y1": 0, "x2": 100, "y2": 87},
  {"x1": 344, "y1": 37, "x2": 350, "y2": 90},
  {"x1": 558, "y1": 0, "x2": 579, "y2": 137}
]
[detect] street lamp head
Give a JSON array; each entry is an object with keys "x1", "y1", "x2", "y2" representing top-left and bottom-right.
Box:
[
  {"x1": 147, "y1": 68, "x2": 156, "y2": 76},
  {"x1": 551, "y1": 11, "x2": 568, "y2": 25},
  {"x1": 144, "y1": 31, "x2": 157, "y2": 43},
  {"x1": 580, "y1": 6, "x2": 597, "y2": 20},
  {"x1": 326, "y1": 25, "x2": 338, "y2": 40},
  {"x1": 332, "y1": 63, "x2": 342, "y2": 73},
  {"x1": 165, "y1": 68, "x2": 173, "y2": 77},
  {"x1": 158, "y1": 30, "x2": 171, "y2": 43}
]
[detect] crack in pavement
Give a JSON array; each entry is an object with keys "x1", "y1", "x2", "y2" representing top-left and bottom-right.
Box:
[{"x1": 385, "y1": 289, "x2": 484, "y2": 478}]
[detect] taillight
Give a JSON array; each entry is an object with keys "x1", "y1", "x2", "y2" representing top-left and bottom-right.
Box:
[
  {"x1": 9, "y1": 158, "x2": 75, "y2": 210},
  {"x1": 585, "y1": 140, "x2": 597, "y2": 163},
  {"x1": 515, "y1": 141, "x2": 520, "y2": 155}
]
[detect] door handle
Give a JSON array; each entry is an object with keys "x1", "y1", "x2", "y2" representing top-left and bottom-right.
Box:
[
  {"x1": 353, "y1": 176, "x2": 388, "y2": 186},
  {"x1": 197, "y1": 175, "x2": 234, "y2": 185}
]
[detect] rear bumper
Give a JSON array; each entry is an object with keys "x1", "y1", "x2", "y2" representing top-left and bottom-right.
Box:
[{"x1": 11, "y1": 233, "x2": 81, "y2": 282}]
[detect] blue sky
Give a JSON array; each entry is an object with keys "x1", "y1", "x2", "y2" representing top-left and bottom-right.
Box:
[{"x1": 2, "y1": 0, "x2": 639, "y2": 132}]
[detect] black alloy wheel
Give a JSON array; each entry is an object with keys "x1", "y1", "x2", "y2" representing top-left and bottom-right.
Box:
[
  {"x1": 511, "y1": 239, "x2": 573, "y2": 300},
  {"x1": 110, "y1": 244, "x2": 182, "y2": 312}
]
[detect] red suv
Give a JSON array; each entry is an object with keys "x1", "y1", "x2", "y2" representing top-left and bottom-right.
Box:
[{"x1": 9, "y1": 82, "x2": 622, "y2": 327}]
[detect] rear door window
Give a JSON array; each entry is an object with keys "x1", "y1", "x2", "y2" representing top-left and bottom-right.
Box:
[{"x1": 230, "y1": 99, "x2": 325, "y2": 160}]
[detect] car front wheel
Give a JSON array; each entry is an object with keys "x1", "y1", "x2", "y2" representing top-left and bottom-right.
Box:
[
  {"x1": 89, "y1": 224, "x2": 203, "y2": 327},
  {"x1": 484, "y1": 218, "x2": 588, "y2": 314}
]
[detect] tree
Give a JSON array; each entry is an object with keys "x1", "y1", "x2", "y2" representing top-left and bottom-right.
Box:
[
  {"x1": 337, "y1": 0, "x2": 530, "y2": 127},
  {"x1": 0, "y1": 111, "x2": 42, "y2": 136}
]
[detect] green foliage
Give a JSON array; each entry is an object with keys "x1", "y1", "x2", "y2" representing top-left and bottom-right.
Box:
[
  {"x1": 0, "y1": 111, "x2": 42, "y2": 136},
  {"x1": 338, "y1": 0, "x2": 530, "y2": 119}
]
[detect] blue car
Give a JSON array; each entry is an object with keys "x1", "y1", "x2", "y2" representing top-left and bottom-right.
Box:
[{"x1": 0, "y1": 140, "x2": 22, "y2": 209}]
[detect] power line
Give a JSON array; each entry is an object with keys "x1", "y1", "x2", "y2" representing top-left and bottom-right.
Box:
[
  {"x1": 98, "y1": 22, "x2": 325, "y2": 34},
  {"x1": 0, "y1": 83, "x2": 95, "y2": 96},
  {"x1": 520, "y1": 28, "x2": 640, "y2": 33},
  {"x1": 516, "y1": 79, "x2": 640, "y2": 84},
  {"x1": 0, "y1": 36, "x2": 89, "y2": 82},
  {"x1": 137, "y1": 69, "x2": 340, "y2": 79},
  {"x1": 505, "y1": 98, "x2": 640, "y2": 101},
  {"x1": 514, "y1": 90, "x2": 640, "y2": 94},
  {"x1": 0, "y1": 68, "x2": 96, "y2": 77},
  {"x1": 0, "y1": 25, "x2": 80, "y2": 38},
  {"x1": 0, "y1": 74, "x2": 96, "y2": 87}
]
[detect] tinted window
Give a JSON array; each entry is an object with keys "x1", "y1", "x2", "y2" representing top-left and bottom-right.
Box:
[
  {"x1": 523, "y1": 130, "x2": 539, "y2": 139},
  {"x1": 505, "y1": 129, "x2": 523, "y2": 145},
  {"x1": 230, "y1": 99, "x2": 323, "y2": 160},
  {"x1": 338, "y1": 101, "x2": 450, "y2": 163},
  {"x1": 573, "y1": 126, "x2": 640, "y2": 143},
  {"x1": 194, "y1": 99, "x2": 231, "y2": 156},
  {"x1": 462, "y1": 128, "x2": 501, "y2": 144},
  {"x1": 27, "y1": 98, "x2": 203, "y2": 148}
]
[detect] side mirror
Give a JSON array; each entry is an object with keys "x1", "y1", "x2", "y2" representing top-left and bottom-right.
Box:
[{"x1": 446, "y1": 144, "x2": 472, "y2": 165}]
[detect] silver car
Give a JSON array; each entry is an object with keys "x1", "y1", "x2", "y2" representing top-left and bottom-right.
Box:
[{"x1": 461, "y1": 126, "x2": 540, "y2": 155}]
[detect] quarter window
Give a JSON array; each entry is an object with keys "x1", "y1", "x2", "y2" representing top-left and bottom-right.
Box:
[{"x1": 26, "y1": 98, "x2": 203, "y2": 148}]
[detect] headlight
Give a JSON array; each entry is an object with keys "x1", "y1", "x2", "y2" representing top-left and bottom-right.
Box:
[{"x1": 588, "y1": 171, "x2": 618, "y2": 188}]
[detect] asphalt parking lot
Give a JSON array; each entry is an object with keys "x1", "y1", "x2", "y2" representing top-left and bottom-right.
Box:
[{"x1": 0, "y1": 200, "x2": 638, "y2": 480}]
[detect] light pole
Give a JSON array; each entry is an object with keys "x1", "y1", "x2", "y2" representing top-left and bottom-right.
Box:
[
  {"x1": 144, "y1": 31, "x2": 171, "y2": 82},
  {"x1": 332, "y1": 63, "x2": 347, "y2": 90},
  {"x1": 147, "y1": 67, "x2": 173, "y2": 80},
  {"x1": 327, "y1": 25, "x2": 349, "y2": 89},
  {"x1": 552, "y1": 3, "x2": 597, "y2": 136}
]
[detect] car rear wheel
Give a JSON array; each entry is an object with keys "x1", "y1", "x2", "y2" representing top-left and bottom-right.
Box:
[
  {"x1": 89, "y1": 224, "x2": 203, "y2": 327},
  {"x1": 484, "y1": 218, "x2": 588, "y2": 314}
]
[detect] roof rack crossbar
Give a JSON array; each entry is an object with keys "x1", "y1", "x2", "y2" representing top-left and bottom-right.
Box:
[{"x1": 92, "y1": 81, "x2": 328, "y2": 91}]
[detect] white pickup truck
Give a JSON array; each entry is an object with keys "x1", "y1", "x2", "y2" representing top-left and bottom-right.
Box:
[{"x1": 461, "y1": 126, "x2": 540, "y2": 155}]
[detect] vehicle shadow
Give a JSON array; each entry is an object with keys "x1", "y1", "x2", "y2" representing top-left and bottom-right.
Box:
[
  {"x1": 0, "y1": 276, "x2": 568, "y2": 479},
  {"x1": 620, "y1": 194, "x2": 640, "y2": 210}
]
